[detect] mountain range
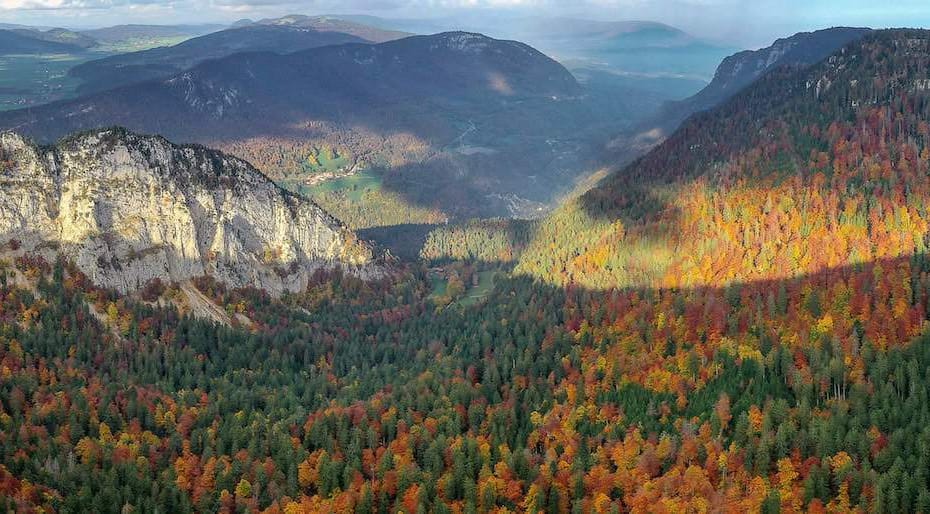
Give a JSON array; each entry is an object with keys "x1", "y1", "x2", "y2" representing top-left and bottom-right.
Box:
[
  {"x1": 247, "y1": 14, "x2": 409, "y2": 42},
  {"x1": 68, "y1": 16, "x2": 410, "y2": 95},
  {"x1": 334, "y1": 14, "x2": 734, "y2": 100}
]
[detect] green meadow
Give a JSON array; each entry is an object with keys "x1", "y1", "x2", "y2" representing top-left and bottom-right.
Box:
[{"x1": 305, "y1": 170, "x2": 383, "y2": 202}]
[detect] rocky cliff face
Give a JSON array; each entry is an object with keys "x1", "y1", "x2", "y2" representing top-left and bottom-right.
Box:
[{"x1": 0, "y1": 128, "x2": 374, "y2": 295}]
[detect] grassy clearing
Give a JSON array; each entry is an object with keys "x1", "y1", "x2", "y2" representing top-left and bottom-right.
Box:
[
  {"x1": 457, "y1": 271, "x2": 497, "y2": 307},
  {"x1": 428, "y1": 270, "x2": 498, "y2": 307},
  {"x1": 306, "y1": 170, "x2": 383, "y2": 202}
]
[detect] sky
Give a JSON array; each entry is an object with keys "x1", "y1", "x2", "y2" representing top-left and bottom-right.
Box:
[{"x1": 1, "y1": 0, "x2": 930, "y2": 48}]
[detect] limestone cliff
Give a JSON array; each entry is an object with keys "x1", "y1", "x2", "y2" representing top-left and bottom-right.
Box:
[{"x1": 0, "y1": 128, "x2": 375, "y2": 295}]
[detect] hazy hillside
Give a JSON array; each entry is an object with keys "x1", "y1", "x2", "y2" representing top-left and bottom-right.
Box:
[
  {"x1": 9, "y1": 27, "x2": 96, "y2": 49},
  {"x1": 0, "y1": 28, "x2": 86, "y2": 55},
  {"x1": 508, "y1": 18, "x2": 733, "y2": 79},
  {"x1": 651, "y1": 27, "x2": 872, "y2": 135},
  {"x1": 69, "y1": 25, "x2": 373, "y2": 94}
]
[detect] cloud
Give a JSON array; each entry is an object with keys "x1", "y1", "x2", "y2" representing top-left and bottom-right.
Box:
[
  {"x1": 0, "y1": 0, "x2": 170, "y2": 9},
  {"x1": 0, "y1": 0, "x2": 552, "y2": 9},
  {"x1": 1, "y1": 0, "x2": 86, "y2": 8}
]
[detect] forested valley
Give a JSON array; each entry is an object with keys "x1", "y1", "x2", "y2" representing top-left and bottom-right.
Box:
[{"x1": 5, "y1": 23, "x2": 930, "y2": 514}]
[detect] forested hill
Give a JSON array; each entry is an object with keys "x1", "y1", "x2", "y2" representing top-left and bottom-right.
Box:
[{"x1": 517, "y1": 29, "x2": 930, "y2": 289}]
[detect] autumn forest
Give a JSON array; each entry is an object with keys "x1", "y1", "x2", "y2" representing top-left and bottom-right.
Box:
[{"x1": 5, "y1": 22, "x2": 930, "y2": 514}]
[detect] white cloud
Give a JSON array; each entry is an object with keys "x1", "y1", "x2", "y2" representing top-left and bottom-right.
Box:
[
  {"x1": 0, "y1": 0, "x2": 171, "y2": 9},
  {"x1": 1, "y1": 0, "x2": 79, "y2": 7}
]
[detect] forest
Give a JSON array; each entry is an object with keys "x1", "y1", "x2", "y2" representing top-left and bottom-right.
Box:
[{"x1": 6, "y1": 28, "x2": 930, "y2": 514}]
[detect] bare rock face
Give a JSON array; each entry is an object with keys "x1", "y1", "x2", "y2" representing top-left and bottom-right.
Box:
[{"x1": 0, "y1": 128, "x2": 375, "y2": 295}]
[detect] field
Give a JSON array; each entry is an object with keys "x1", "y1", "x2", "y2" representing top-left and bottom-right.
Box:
[
  {"x1": 457, "y1": 270, "x2": 497, "y2": 306},
  {"x1": 429, "y1": 274, "x2": 448, "y2": 297},
  {"x1": 92, "y1": 36, "x2": 191, "y2": 53},
  {"x1": 428, "y1": 269, "x2": 498, "y2": 307}
]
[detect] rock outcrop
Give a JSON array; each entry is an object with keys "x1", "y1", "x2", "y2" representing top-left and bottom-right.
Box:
[{"x1": 0, "y1": 128, "x2": 375, "y2": 294}]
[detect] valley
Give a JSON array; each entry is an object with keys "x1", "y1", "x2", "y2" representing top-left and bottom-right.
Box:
[
  {"x1": 0, "y1": 53, "x2": 85, "y2": 110},
  {"x1": 2, "y1": 7, "x2": 930, "y2": 514}
]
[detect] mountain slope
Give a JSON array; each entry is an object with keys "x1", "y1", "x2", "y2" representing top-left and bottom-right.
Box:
[
  {"x1": 645, "y1": 27, "x2": 871, "y2": 138},
  {"x1": 9, "y1": 27, "x2": 97, "y2": 49},
  {"x1": 516, "y1": 29, "x2": 930, "y2": 289},
  {"x1": 0, "y1": 32, "x2": 606, "y2": 220},
  {"x1": 0, "y1": 128, "x2": 373, "y2": 294},
  {"x1": 0, "y1": 28, "x2": 85, "y2": 55},
  {"x1": 69, "y1": 24, "x2": 372, "y2": 95}
]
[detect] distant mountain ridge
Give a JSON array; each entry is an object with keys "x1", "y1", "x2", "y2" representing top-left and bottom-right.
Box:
[
  {"x1": 78, "y1": 24, "x2": 222, "y2": 43},
  {"x1": 64, "y1": 15, "x2": 411, "y2": 95},
  {"x1": 8, "y1": 27, "x2": 96, "y2": 49},
  {"x1": 69, "y1": 24, "x2": 374, "y2": 94},
  {"x1": 0, "y1": 28, "x2": 87, "y2": 55},
  {"x1": 512, "y1": 18, "x2": 695, "y2": 46},
  {"x1": 250, "y1": 14, "x2": 410, "y2": 43}
]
